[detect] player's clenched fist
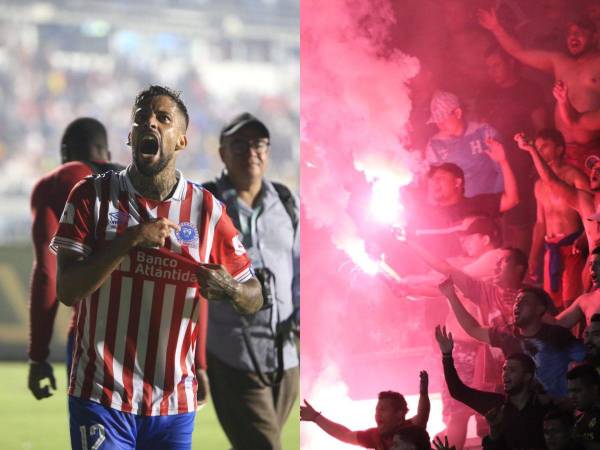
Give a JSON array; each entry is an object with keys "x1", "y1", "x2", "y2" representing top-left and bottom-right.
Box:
[{"x1": 131, "y1": 218, "x2": 179, "y2": 247}]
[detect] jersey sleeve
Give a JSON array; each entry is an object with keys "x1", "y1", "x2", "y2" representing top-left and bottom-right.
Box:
[
  {"x1": 209, "y1": 204, "x2": 252, "y2": 282},
  {"x1": 49, "y1": 178, "x2": 96, "y2": 256}
]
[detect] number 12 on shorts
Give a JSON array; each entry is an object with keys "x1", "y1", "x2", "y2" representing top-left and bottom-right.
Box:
[{"x1": 79, "y1": 424, "x2": 106, "y2": 450}]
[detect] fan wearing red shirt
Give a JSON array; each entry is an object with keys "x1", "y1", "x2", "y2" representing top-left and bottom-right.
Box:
[
  {"x1": 28, "y1": 117, "x2": 123, "y2": 400},
  {"x1": 51, "y1": 86, "x2": 262, "y2": 450}
]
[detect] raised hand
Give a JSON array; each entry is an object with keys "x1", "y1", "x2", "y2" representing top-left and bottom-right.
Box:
[
  {"x1": 513, "y1": 132, "x2": 534, "y2": 152},
  {"x1": 485, "y1": 137, "x2": 507, "y2": 163},
  {"x1": 419, "y1": 370, "x2": 429, "y2": 394},
  {"x1": 477, "y1": 8, "x2": 499, "y2": 31},
  {"x1": 300, "y1": 399, "x2": 321, "y2": 422},
  {"x1": 553, "y1": 80, "x2": 568, "y2": 104},
  {"x1": 435, "y1": 325, "x2": 454, "y2": 355}
]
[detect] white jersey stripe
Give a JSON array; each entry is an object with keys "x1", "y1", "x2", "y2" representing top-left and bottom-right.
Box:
[
  {"x1": 202, "y1": 198, "x2": 222, "y2": 263},
  {"x1": 167, "y1": 196, "x2": 182, "y2": 255},
  {"x1": 93, "y1": 175, "x2": 102, "y2": 237},
  {"x1": 187, "y1": 186, "x2": 201, "y2": 262},
  {"x1": 110, "y1": 276, "x2": 132, "y2": 410},
  {"x1": 89, "y1": 280, "x2": 111, "y2": 400},
  {"x1": 130, "y1": 279, "x2": 154, "y2": 413},
  {"x1": 151, "y1": 283, "x2": 176, "y2": 415},
  {"x1": 168, "y1": 286, "x2": 196, "y2": 414}
]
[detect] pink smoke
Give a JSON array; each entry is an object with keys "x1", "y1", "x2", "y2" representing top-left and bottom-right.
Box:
[{"x1": 301, "y1": 0, "x2": 444, "y2": 448}]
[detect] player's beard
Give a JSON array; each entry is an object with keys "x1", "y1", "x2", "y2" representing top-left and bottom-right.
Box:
[{"x1": 133, "y1": 147, "x2": 172, "y2": 176}]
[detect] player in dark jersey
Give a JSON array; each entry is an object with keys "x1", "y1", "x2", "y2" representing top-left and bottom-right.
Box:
[{"x1": 28, "y1": 117, "x2": 123, "y2": 400}]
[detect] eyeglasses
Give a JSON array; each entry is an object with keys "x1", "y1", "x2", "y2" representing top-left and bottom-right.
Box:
[{"x1": 228, "y1": 139, "x2": 270, "y2": 155}]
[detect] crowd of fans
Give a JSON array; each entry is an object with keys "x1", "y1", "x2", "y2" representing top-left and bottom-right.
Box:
[{"x1": 304, "y1": 0, "x2": 600, "y2": 449}]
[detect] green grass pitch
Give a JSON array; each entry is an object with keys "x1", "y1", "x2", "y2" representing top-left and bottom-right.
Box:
[{"x1": 0, "y1": 362, "x2": 299, "y2": 449}]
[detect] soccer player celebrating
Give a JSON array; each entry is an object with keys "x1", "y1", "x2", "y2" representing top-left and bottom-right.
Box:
[
  {"x1": 28, "y1": 117, "x2": 123, "y2": 400},
  {"x1": 51, "y1": 86, "x2": 262, "y2": 450}
]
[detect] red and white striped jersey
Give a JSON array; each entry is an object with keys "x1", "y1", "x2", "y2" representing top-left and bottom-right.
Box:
[{"x1": 50, "y1": 168, "x2": 252, "y2": 416}]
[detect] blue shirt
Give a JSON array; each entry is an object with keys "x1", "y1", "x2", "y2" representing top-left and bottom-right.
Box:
[
  {"x1": 426, "y1": 121, "x2": 503, "y2": 197},
  {"x1": 489, "y1": 323, "x2": 586, "y2": 399},
  {"x1": 206, "y1": 174, "x2": 299, "y2": 372}
]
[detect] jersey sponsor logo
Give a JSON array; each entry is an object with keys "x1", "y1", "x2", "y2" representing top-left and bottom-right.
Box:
[
  {"x1": 60, "y1": 203, "x2": 75, "y2": 224},
  {"x1": 232, "y1": 234, "x2": 246, "y2": 255},
  {"x1": 108, "y1": 211, "x2": 129, "y2": 227},
  {"x1": 175, "y1": 222, "x2": 199, "y2": 248}
]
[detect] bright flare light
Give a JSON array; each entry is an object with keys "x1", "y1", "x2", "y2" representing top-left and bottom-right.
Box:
[
  {"x1": 335, "y1": 235, "x2": 379, "y2": 275},
  {"x1": 354, "y1": 153, "x2": 413, "y2": 227}
]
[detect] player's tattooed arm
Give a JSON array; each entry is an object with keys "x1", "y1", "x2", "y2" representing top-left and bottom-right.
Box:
[{"x1": 196, "y1": 264, "x2": 263, "y2": 314}]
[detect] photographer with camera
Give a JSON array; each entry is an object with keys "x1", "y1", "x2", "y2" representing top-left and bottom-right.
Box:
[{"x1": 203, "y1": 113, "x2": 299, "y2": 450}]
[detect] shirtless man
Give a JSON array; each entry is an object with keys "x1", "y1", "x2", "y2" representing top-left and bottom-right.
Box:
[
  {"x1": 515, "y1": 129, "x2": 589, "y2": 310},
  {"x1": 554, "y1": 247, "x2": 600, "y2": 329},
  {"x1": 479, "y1": 9, "x2": 600, "y2": 171},
  {"x1": 515, "y1": 125, "x2": 600, "y2": 289}
]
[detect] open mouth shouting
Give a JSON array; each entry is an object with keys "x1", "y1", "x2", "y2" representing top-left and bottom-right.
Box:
[{"x1": 138, "y1": 133, "x2": 160, "y2": 161}]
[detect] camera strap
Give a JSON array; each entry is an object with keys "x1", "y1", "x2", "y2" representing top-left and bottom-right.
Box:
[{"x1": 241, "y1": 316, "x2": 285, "y2": 387}]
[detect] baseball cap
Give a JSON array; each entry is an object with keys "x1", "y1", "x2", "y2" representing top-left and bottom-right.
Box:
[
  {"x1": 585, "y1": 155, "x2": 600, "y2": 171},
  {"x1": 220, "y1": 112, "x2": 269, "y2": 143},
  {"x1": 427, "y1": 91, "x2": 460, "y2": 124},
  {"x1": 459, "y1": 216, "x2": 500, "y2": 241}
]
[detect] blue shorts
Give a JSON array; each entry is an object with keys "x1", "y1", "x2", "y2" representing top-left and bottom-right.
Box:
[{"x1": 68, "y1": 396, "x2": 195, "y2": 450}]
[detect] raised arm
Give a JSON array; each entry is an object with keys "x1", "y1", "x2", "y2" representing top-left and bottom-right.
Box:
[
  {"x1": 486, "y1": 138, "x2": 519, "y2": 212},
  {"x1": 515, "y1": 132, "x2": 581, "y2": 209},
  {"x1": 435, "y1": 325, "x2": 504, "y2": 415},
  {"x1": 300, "y1": 400, "x2": 359, "y2": 445},
  {"x1": 411, "y1": 370, "x2": 430, "y2": 428},
  {"x1": 439, "y1": 278, "x2": 491, "y2": 343},
  {"x1": 57, "y1": 218, "x2": 179, "y2": 306},
  {"x1": 405, "y1": 239, "x2": 453, "y2": 276},
  {"x1": 478, "y1": 8, "x2": 557, "y2": 73},
  {"x1": 554, "y1": 295, "x2": 585, "y2": 329}
]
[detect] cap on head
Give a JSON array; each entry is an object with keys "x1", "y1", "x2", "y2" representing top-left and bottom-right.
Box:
[
  {"x1": 427, "y1": 90, "x2": 460, "y2": 124},
  {"x1": 220, "y1": 112, "x2": 269, "y2": 145},
  {"x1": 460, "y1": 216, "x2": 501, "y2": 245}
]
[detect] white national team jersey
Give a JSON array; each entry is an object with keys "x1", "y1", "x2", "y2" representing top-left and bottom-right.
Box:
[{"x1": 50, "y1": 168, "x2": 252, "y2": 416}]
